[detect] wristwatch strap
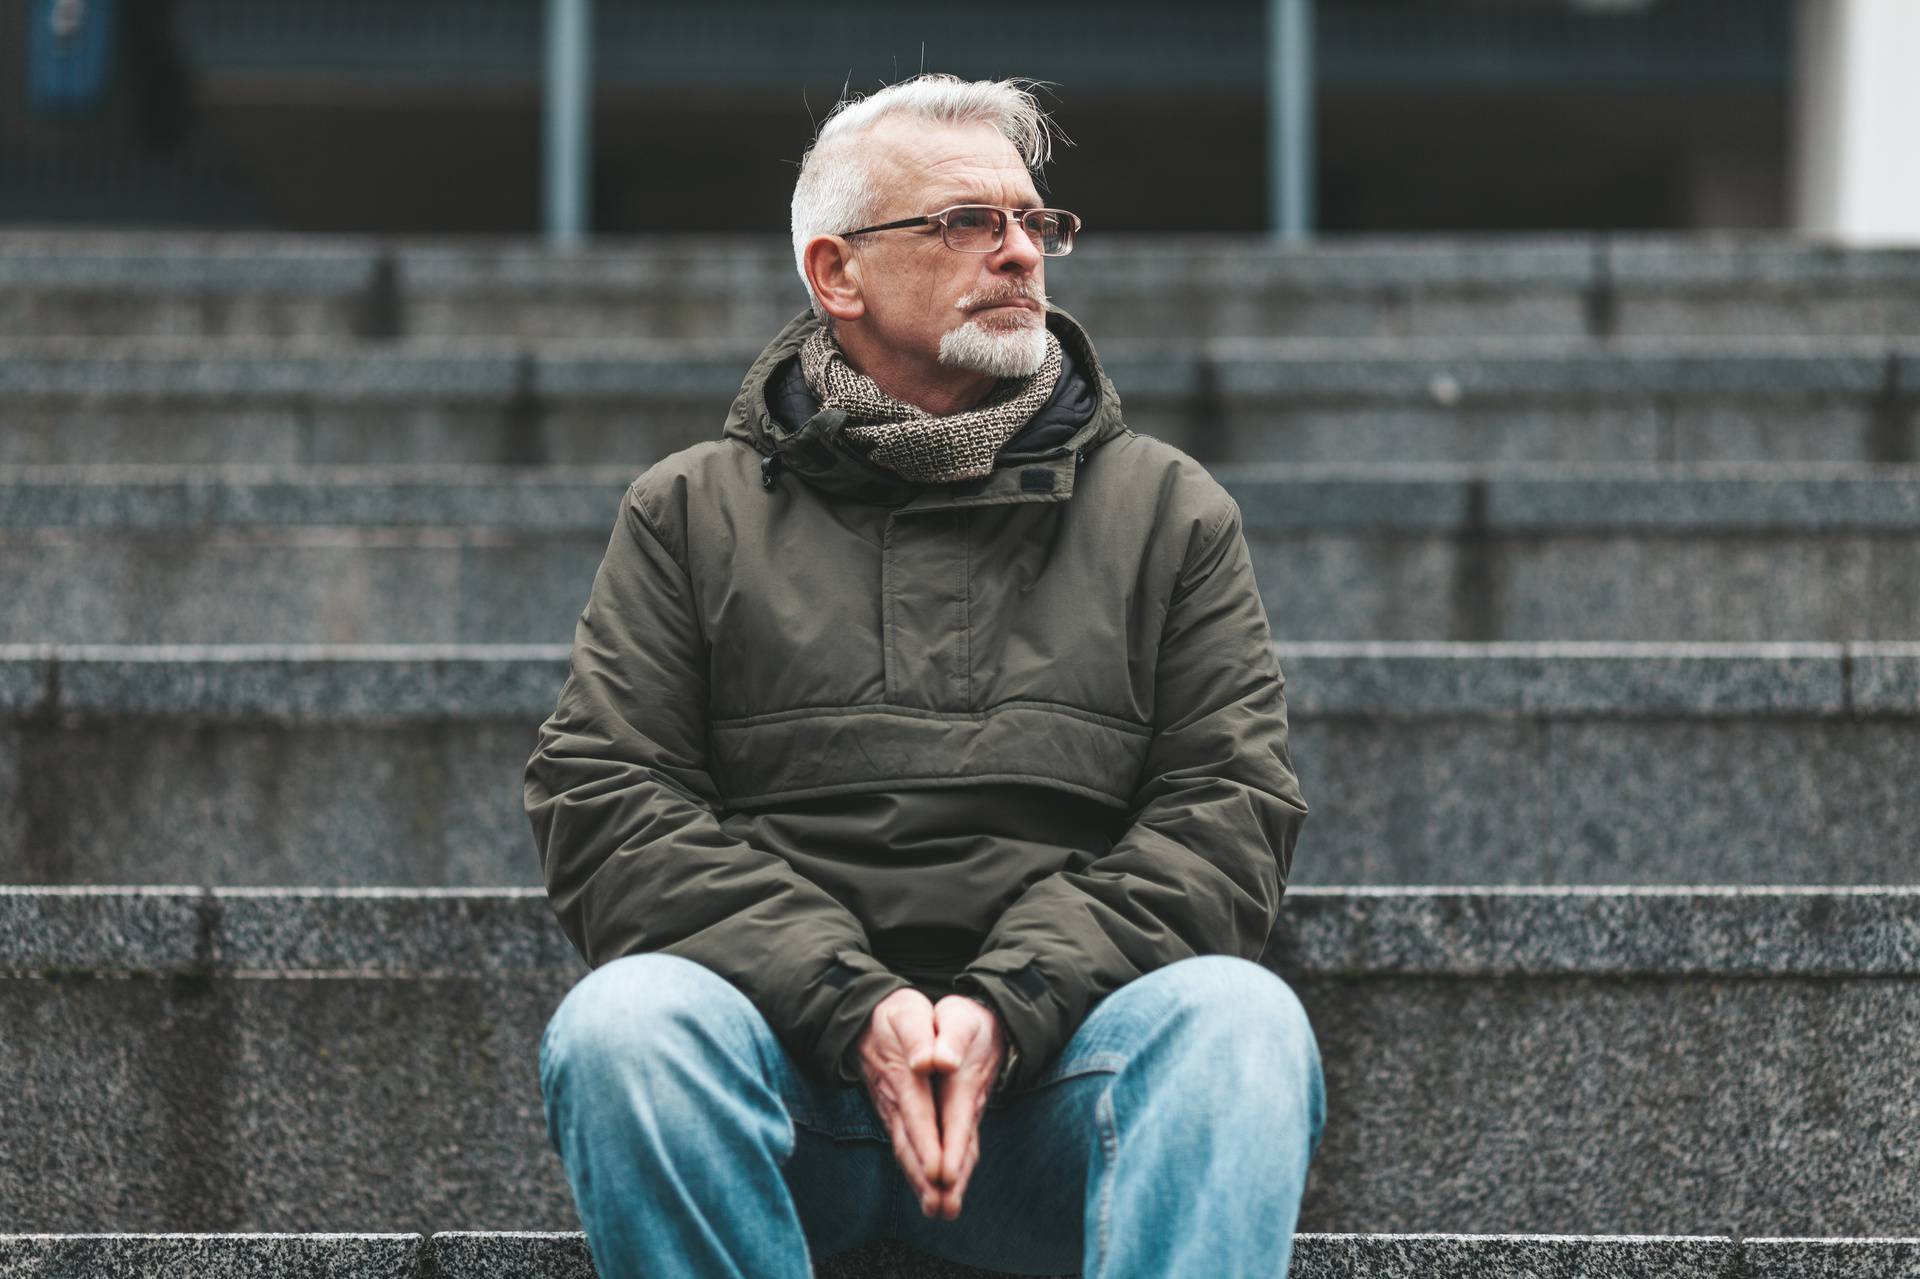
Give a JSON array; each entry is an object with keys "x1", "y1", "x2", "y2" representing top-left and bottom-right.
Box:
[{"x1": 990, "y1": 1018, "x2": 1021, "y2": 1097}]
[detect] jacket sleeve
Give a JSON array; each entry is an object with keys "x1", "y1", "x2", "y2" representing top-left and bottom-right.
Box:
[
  {"x1": 951, "y1": 493, "x2": 1308, "y2": 1095},
  {"x1": 525, "y1": 478, "x2": 912, "y2": 1087}
]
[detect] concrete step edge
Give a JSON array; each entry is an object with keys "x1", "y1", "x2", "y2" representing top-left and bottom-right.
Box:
[
  {"x1": 7, "y1": 463, "x2": 1920, "y2": 534},
  {"x1": 3, "y1": 1230, "x2": 1916, "y2": 1277},
  {"x1": 0, "y1": 336, "x2": 1912, "y2": 401},
  {"x1": 1, "y1": 642, "x2": 1915, "y2": 718},
  {"x1": 3, "y1": 886, "x2": 1915, "y2": 979}
]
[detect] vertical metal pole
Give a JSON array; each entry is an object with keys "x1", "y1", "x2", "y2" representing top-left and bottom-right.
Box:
[
  {"x1": 1268, "y1": 0, "x2": 1316, "y2": 240},
  {"x1": 544, "y1": 0, "x2": 592, "y2": 247}
]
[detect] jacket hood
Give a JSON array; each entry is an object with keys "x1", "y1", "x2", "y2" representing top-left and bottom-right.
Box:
[{"x1": 721, "y1": 302, "x2": 1129, "y2": 506}]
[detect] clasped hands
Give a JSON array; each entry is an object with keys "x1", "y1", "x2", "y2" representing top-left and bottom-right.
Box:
[{"x1": 854, "y1": 987, "x2": 1005, "y2": 1220}]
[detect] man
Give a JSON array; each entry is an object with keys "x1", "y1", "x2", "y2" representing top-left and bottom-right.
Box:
[{"x1": 525, "y1": 73, "x2": 1324, "y2": 1279}]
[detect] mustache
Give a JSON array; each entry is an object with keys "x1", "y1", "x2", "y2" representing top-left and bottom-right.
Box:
[{"x1": 957, "y1": 281, "x2": 1046, "y2": 310}]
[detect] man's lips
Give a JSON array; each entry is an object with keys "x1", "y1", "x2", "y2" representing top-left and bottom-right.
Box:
[{"x1": 974, "y1": 300, "x2": 1041, "y2": 313}]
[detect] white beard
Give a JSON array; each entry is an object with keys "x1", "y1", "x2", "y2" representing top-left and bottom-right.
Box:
[{"x1": 938, "y1": 314, "x2": 1049, "y2": 378}]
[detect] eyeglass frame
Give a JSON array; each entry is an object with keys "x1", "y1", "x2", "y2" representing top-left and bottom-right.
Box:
[{"x1": 835, "y1": 203, "x2": 1083, "y2": 255}]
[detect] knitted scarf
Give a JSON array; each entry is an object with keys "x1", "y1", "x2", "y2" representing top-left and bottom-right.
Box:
[{"x1": 797, "y1": 325, "x2": 1063, "y2": 484}]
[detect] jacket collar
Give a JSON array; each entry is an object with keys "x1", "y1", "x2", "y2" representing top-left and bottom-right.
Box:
[{"x1": 721, "y1": 302, "x2": 1128, "y2": 509}]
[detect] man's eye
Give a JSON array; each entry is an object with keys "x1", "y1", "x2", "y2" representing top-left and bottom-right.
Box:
[{"x1": 949, "y1": 209, "x2": 993, "y2": 230}]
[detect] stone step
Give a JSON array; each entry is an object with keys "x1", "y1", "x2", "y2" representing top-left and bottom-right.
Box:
[
  {"x1": 2, "y1": 887, "x2": 1914, "y2": 1238},
  {"x1": 5, "y1": 230, "x2": 1920, "y2": 342},
  {"x1": 3, "y1": 1231, "x2": 1917, "y2": 1278},
  {"x1": 4, "y1": 463, "x2": 1920, "y2": 643},
  {"x1": 1, "y1": 644, "x2": 1914, "y2": 887},
  {"x1": 0, "y1": 337, "x2": 1914, "y2": 465}
]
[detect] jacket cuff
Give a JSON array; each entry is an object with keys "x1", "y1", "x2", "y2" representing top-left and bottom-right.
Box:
[
  {"x1": 814, "y1": 947, "x2": 913, "y2": 1088},
  {"x1": 951, "y1": 947, "x2": 1056, "y2": 1097}
]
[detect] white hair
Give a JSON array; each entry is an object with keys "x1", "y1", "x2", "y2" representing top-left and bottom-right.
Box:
[
  {"x1": 789, "y1": 73, "x2": 1063, "y2": 327},
  {"x1": 939, "y1": 314, "x2": 1049, "y2": 377}
]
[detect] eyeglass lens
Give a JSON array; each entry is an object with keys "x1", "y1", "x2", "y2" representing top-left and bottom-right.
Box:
[{"x1": 943, "y1": 206, "x2": 1074, "y2": 255}]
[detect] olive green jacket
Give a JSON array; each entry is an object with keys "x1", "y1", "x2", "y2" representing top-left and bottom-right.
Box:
[{"x1": 523, "y1": 303, "x2": 1307, "y2": 1096}]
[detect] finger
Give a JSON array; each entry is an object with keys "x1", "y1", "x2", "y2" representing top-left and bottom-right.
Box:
[
  {"x1": 885, "y1": 1113, "x2": 922, "y2": 1186},
  {"x1": 897, "y1": 1064, "x2": 947, "y2": 1191},
  {"x1": 882, "y1": 1000, "x2": 950, "y2": 1211},
  {"x1": 928, "y1": 1016, "x2": 967, "y2": 1074},
  {"x1": 889, "y1": 1020, "x2": 948, "y2": 1179},
  {"x1": 887, "y1": 1106, "x2": 948, "y2": 1206},
  {"x1": 935, "y1": 1061, "x2": 986, "y2": 1186},
  {"x1": 926, "y1": 1084, "x2": 981, "y2": 1220},
  {"x1": 951, "y1": 1124, "x2": 981, "y2": 1207},
  {"x1": 889, "y1": 999, "x2": 939, "y2": 1074},
  {"x1": 936, "y1": 1123, "x2": 980, "y2": 1218}
]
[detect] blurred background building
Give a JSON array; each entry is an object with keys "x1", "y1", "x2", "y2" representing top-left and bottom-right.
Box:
[{"x1": 5, "y1": 0, "x2": 1917, "y2": 243}]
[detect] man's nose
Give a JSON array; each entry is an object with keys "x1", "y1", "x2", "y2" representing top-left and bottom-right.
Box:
[{"x1": 990, "y1": 214, "x2": 1043, "y2": 272}]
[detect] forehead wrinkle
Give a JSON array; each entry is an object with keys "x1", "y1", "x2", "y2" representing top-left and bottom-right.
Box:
[
  {"x1": 928, "y1": 190, "x2": 1044, "y2": 211},
  {"x1": 917, "y1": 155, "x2": 1039, "y2": 210},
  {"x1": 864, "y1": 120, "x2": 1038, "y2": 215}
]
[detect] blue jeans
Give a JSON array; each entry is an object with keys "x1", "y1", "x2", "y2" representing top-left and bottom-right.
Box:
[{"x1": 539, "y1": 951, "x2": 1326, "y2": 1278}]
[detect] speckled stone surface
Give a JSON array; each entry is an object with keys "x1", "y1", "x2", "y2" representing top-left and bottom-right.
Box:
[
  {"x1": 11, "y1": 468, "x2": 1920, "y2": 645},
  {"x1": 5, "y1": 645, "x2": 1918, "y2": 886},
  {"x1": 4, "y1": 887, "x2": 1914, "y2": 978},
  {"x1": 1476, "y1": 467, "x2": 1920, "y2": 530},
  {"x1": 1290, "y1": 1234, "x2": 1736, "y2": 1278},
  {"x1": 0, "y1": 539, "x2": 601, "y2": 646},
  {"x1": 8, "y1": 232, "x2": 1920, "y2": 345},
  {"x1": 19, "y1": 464, "x2": 1920, "y2": 533},
  {"x1": 4, "y1": 1231, "x2": 1915, "y2": 1278},
  {"x1": 1294, "y1": 1233, "x2": 1920, "y2": 1277},
  {"x1": 1286, "y1": 715, "x2": 1920, "y2": 885},
  {"x1": 0, "y1": 649, "x2": 47, "y2": 711},
  {"x1": 428, "y1": 1232, "x2": 597, "y2": 1279},
  {"x1": 1268, "y1": 887, "x2": 1920, "y2": 976},
  {"x1": 0, "y1": 231, "x2": 383, "y2": 286},
  {"x1": 1223, "y1": 464, "x2": 1920, "y2": 533},
  {"x1": 1252, "y1": 532, "x2": 1920, "y2": 643},
  {"x1": 11, "y1": 468, "x2": 1920, "y2": 641},
  {"x1": 1606, "y1": 237, "x2": 1920, "y2": 334},
  {"x1": 0, "y1": 888, "x2": 211, "y2": 973},
  {"x1": 38, "y1": 646, "x2": 567, "y2": 718},
  {"x1": 1851, "y1": 643, "x2": 1920, "y2": 712},
  {"x1": 1213, "y1": 338, "x2": 1893, "y2": 400},
  {"x1": 0, "y1": 336, "x2": 1911, "y2": 465},
  {"x1": 0, "y1": 715, "x2": 546, "y2": 886},
  {"x1": 0, "y1": 344, "x2": 526, "y2": 399},
  {"x1": 7, "y1": 642, "x2": 1911, "y2": 720},
  {"x1": 1606, "y1": 235, "x2": 1920, "y2": 286},
  {"x1": 0, "y1": 465, "x2": 636, "y2": 531},
  {"x1": 2, "y1": 891, "x2": 1917, "y2": 1234},
  {"x1": 1297, "y1": 976, "x2": 1920, "y2": 1235},
  {"x1": 1743, "y1": 1237, "x2": 1920, "y2": 1278},
  {"x1": 0, "y1": 1233, "x2": 420, "y2": 1276},
  {"x1": 2, "y1": 973, "x2": 580, "y2": 1232},
  {"x1": 430, "y1": 1231, "x2": 1040, "y2": 1278},
  {"x1": 1278, "y1": 642, "x2": 1852, "y2": 716}
]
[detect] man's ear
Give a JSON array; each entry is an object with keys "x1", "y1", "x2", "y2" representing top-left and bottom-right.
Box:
[{"x1": 803, "y1": 234, "x2": 866, "y2": 323}]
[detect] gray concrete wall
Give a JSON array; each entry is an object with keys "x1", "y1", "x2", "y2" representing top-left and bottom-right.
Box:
[
  {"x1": 1, "y1": 645, "x2": 1914, "y2": 886},
  {"x1": 1, "y1": 888, "x2": 1914, "y2": 1237}
]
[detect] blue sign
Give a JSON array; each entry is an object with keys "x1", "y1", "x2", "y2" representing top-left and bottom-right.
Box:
[{"x1": 27, "y1": 0, "x2": 120, "y2": 116}]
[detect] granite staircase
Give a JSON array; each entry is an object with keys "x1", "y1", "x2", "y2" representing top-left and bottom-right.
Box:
[{"x1": 1, "y1": 230, "x2": 1916, "y2": 1276}]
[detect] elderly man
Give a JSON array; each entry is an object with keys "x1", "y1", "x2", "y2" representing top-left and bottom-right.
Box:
[{"x1": 525, "y1": 73, "x2": 1323, "y2": 1279}]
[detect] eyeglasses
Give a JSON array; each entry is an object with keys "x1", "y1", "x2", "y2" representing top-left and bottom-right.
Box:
[{"x1": 837, "y1": 204, "x2": 1082, "y2": 256}]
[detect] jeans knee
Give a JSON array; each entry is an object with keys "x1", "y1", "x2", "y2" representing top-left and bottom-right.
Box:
[
  {"x1": 540, "y1": 952, "x2": 732, "y2": 1091},
  {"x1": 1159, "y1": 957, "x2": 1320, "y2": 1084}
]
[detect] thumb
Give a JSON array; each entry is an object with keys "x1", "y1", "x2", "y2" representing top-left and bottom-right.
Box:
[
  {"x1": 903, "y1": 1027, "x2": 937, "y2": 1074},
  {"x1": 927, "y1": 1020, "x2": 966, "y2": 1073}
]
